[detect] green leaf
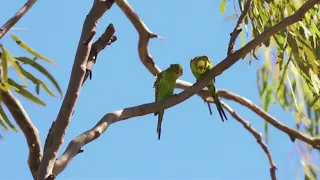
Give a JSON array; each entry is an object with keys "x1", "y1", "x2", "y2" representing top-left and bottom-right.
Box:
[
  {"x1": 0, "y1": 45, "x2": 9, "y2": 91},
  {"x1": 15, "y1": 57, "x2": 63, "y2": 98},
  {"x1": 0, "y1": 112, "x2": 9, "y2": 131},
  {"x1": 240, "y1": 27, "x2": 246, "y2": 47},
  {"x1": 1, "y1": 46, "x2": 28, "y2": 88},
  {"x1": 7, "y1": 78, "x2": 46, "y2": 106},
  {"x1": 0, "y1": 105, "x2": 18, "y2": 132},
  {"x1": 310, "y1": 69, "x2": 320, "y2": 95},
  {"x1": 10, "y1": 34, "x2": 56, "y2": 65},
  {"x1": 219, "y1": 0, "x2": 227, "y2": 14},
  {"x1": 16, "y1": 62, "x2": 56, "y2": 97}
]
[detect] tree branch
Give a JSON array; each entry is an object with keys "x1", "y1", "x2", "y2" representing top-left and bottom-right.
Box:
[
  {"x1": 221, "y1": 101, "x2": 277, "y2": 180},
  {"x1": 227, "y1": 0, "x2": 253, "y2": 55},
  {"x1": 0, "y1": 0, "x2": 37, "y2": 39},
  {"x1": 217, "y1": 90, "x2": 320, "y2": 148},
  {"x1": 0, "y1": 89, "x2": 42, "y2": 179},
  {"x1": 83, "y1": 23, "x2": 117, "y2": 86},
  {"x1": 52, "y1": 0, "x2": 319, "y2": 176},
  {"x1": 115, "y1": 0, "x2": 163, "y2": 76},
  {"x1": 37, "y1": 0, "x2": 115, "y2": 179}
]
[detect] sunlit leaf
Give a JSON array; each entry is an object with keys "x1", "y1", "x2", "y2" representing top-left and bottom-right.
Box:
[
  {"x1": 15, "y1": 57, "x2": 63, "y2": 98},
  {"x1": 0, "y1": 105, "x2": 18, "y2": 132},
  {"x1": 10, "y1": 34, "x2": 56, "y2": 65},
  {"x1": 7, "y1": 78, "x2": 46, "y2": 106},
  {"x1": 219, "y1": 0, "x2": 227, "y2": 14},
  {"x1": 1, "y1": 46, "x2": 28, "y2": 88}
]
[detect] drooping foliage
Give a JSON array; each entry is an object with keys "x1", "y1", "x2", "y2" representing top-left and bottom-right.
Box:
[
  {"x1": 220, "y1": 0, "x2": 320, "y2": 179},
  {"x1": 0, "y1": 34, "x2": 62, "y2": 138}
]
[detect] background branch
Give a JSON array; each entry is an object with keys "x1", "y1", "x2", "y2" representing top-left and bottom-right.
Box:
[
  {"x1": 37, "y1": 0, "x2": 115, "y2": 179},
  {"x1": 0, "y1": 0, "x2": 37, "y2": 39},
  {"x1": 217, "y1": 90, "x2": 320, "y2": 148},
  {"x1": 0, "y1": 89, "x2": 42, "y2": 179},
  {"x1": 221, "y1": 101, "x2": 277, "y2": 180},
  {"x1": 227, "y1": 0, "x2": 252, "y2": 55},
  {"x1": 115, "y1": 0, "x2": 163, "y2": 76}
]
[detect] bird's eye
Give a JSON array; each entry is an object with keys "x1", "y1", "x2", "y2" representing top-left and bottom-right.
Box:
[{"x1": 176, "y1": 72, "x2": 179, "y2": 74}]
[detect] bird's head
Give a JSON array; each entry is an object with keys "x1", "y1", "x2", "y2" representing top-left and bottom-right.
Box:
[
  {"x1": 195, "y1": 59, "x2": 207, "y2": 74},
  {"x1": 169, "y1": 64, "x2": 183, "y2": 78}
]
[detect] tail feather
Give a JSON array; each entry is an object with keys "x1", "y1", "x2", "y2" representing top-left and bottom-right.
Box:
[
  {"x1": 213, "y1": 95, "x2": 228, "y2": 121},
  {"x1": 157, "y1": 111, "x2": 164, "y2": 140},
  {"x1": 209, "y1": 85, "x2": 228, "y2": 122}
]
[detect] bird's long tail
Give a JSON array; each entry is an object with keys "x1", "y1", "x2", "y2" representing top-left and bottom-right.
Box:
[
  {"x1": 208, "y1": 84, "x2": 228, "y2": 122},
  {"x1": 157, "y1": 110, "x2": 164, "y2": 140}
]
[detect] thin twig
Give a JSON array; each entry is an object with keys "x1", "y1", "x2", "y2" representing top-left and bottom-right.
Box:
[
  {"x1": 227, "y1": 0, "x2": 253, "y2": 55},
  {"x1": 0, "y1": 0, "x2": 37, "y2": 39},
  {"x1": 0, "y1": 89, "x2": 42, "y2": 179},
  {"x1": 37, "y1": 0, "x2": 115, "y2": 179},
  {"x1": 221, "y1": 101, "x2": 277, "y2": 180}
]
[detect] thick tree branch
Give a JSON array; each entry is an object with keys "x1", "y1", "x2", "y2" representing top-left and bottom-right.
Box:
[
  {"x1": 37, "y1": 0, "x2": 115, "y2": 179},
  {"x1": 83, "y1": 23, "x2": 117, "y2": 85},
  {"x1": 0, "y1": 89, "x2": 42, "y2": 179},
  {"x1": 0, "y1": 0, "x2": 37, "y2": 39},
  {"x1": 217, "y1": 90, "x2": 320, "y2": 148},
  {"x1": 227, "y1": 0, "x2": 253, "y2": 55},
  {"x1": 51, "y1": 0, "x2": 319, "y2": 176},
  {"x1": 221, "y1": 101, "x2": 277, "y2": 180},
  {"x1": 115, "y1": 0, "x2": 163, "y2": 76}
]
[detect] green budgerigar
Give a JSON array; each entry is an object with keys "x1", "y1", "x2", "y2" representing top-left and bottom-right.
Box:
[
  {"x1": 153, "y1": 64, "x2": 183, "y2": 140},
  {"x1": 190, "y1": 55, "x2": 227, "y2": 122}
]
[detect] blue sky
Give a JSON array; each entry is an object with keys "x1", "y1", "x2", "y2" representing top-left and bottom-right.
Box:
[{"x1": 0, "y1": 0, "x2": 313, "y2": 179}]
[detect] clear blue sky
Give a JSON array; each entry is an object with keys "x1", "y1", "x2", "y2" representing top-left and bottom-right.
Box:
[{"x1": 0, "y1": 0, "x2": 315, "y2": 179}]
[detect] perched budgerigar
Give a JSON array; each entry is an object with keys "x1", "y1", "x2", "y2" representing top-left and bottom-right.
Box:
[
  {"x1": 190, "y1": 55, "x2": 228, "y2": 122},
  {"x1": 153, "y1": 64, "x2": 183, "y2": 140}
]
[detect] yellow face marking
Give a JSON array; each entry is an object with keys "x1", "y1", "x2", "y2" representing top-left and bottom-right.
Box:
[{"x1": 196, "y1": 60, "x2": 206, "y2": 74}]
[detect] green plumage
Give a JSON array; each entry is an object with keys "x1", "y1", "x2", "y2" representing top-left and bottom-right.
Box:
[
  {"x1": 190, "y1": 55, "x2": 228, "y2": 122},
  {"x1": 153, "y1": 64, "x2": 183, "y2": 140}
]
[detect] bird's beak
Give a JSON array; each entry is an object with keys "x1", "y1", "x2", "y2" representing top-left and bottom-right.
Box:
[{"x1": 197, "y1": 66, "x2": 205, "y2": 73}]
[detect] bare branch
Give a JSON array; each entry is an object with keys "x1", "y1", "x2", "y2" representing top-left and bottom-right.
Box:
[
  {"x1": 37, "y1": 0, "x2": 115, "y2": 179},
  {"x1": 221, "y1": 101, "x2": 277, "y2": 180},
  {"x1": 217, "y1": 90, "x2": 320, "y2": 148},
  {"x1": 51, "y1": 0, "x2": 320, "y2": 176},
  {"x1": 0, "y1": 0, "x2": 37, "y2": 39},
  {"x1": 227, "y1": 0, "x2": 253, "y2": 55},
  {"x1": 43, "y1": 121, "x2": 55, "y2": 153},
  {"x1": 115, "y1": 0, "x2": 163, "y2": 76},
  {"x1": 176, "y1": 80, "x2": 320, "y2": 147},
  {"x1": 0, "y1": 89, "x2": 42, "y2": 179},
  {"x1": 83, "y1": 23, "x2": 117, "y2": 85}
]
